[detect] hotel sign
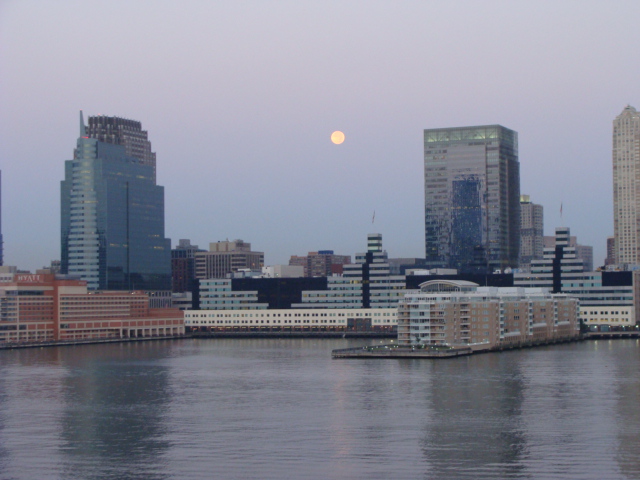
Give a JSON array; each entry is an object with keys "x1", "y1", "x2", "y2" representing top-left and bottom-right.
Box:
[{"x1": 15, "y1": 274, "x2": 45, "y2": 283}]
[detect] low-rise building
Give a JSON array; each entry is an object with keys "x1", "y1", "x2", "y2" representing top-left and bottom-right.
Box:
[
  {"x1": 0, "y1": 273, "x2": 184, "y2": 344},
  {"x1": 184, "y1": 307, "x2": 396, "y2": 333},
  {"x1": 397, "y1": 280, "x2": 580, "y2": 348},
  {"x1": 199, "y1": 278, "x2": 268, "y2": 310}
]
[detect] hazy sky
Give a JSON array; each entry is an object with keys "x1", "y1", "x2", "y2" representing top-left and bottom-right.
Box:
[{"x1": 1, "y1": 0, "x2": 639, "y2": 271}]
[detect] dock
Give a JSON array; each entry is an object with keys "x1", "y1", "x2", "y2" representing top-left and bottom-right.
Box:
[{"x1": 332, "y1": 344, "x2": 476, "y2": 358}]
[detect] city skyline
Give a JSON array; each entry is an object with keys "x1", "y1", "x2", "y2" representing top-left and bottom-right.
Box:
[{"x1": 2, "y1": 2, "x2": 640, "y2": 271}]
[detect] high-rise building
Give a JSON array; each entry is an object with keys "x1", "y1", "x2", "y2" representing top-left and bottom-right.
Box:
[
  {"x1": 424, "y1": 125, "x2": 520, "y2": 274},
  {"x1": 60, "y1": 112, "x2": 171, "y2": 290},
  {"x1": 519, "y1": 195, "x2": 544, "y2": 270},
  {"x1": 85, "y1": 115, "x2": 157, "y2": 181},
  {"x1": 613, "y1": 105, "x2": 640, "y2": 266}
]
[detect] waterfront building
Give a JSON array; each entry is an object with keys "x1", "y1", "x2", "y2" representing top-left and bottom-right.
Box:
[
  {"x1": 199, "y1": 278, "x2": 268, "y2": 310},
  {"x1": 515, "y1": 227, "x2": 639, "y2": 328},
  {"x1": 519, "y1": 195, "x2": 544, "y2": 271},
  {"x1": 0, "y1": 273, "x2": 183, "y2": 344},
  {"x1": 171, "y1": 291, "x2": 193, "y2": 310},
  {"x1": 613, "y1": 105, "x2": 640, "y2": 265},
  {"x1": 60, "y1": 112, "x2": 171, "y2": 291},
  {"x1": 292, "y1": 234, "x2": 406, "y2": 309},
  {"x1": 195, "y1": 240, "x2": 264, "y2": 279},
  {"x1": 289, "y1": 250, "x2": 351, "y2": 277},
  {"x1": 424, "y1": 125, "x2": 520, "y2": 273},
  {"x1": 184, "y1": 307, "x2": 396, "y2": 334},
  {"x1": 397, "y1": 280, "x2": 579, "y2": 348}
]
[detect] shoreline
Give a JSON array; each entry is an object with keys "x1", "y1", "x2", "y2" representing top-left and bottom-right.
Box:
[{"x1": 1, "y1": 331, "x2": 638, "y2": 351}]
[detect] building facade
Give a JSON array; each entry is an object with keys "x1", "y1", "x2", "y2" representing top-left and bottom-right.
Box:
[
  {"x1": 171, "y1": 239, "x2": 203, "y2": 293},
  {"x1": 185, "y1": 307, "x2": 396, "y2": 334},
  {"x1": 0, "y1": 273, "x2": 183, "y2": 344},
  {"x1": 515, "y1": 227, "x2": 639, "y2": 328},
  {"x1": 424, "y1": 125, "x2": 520, "y2": 273},
  {"x1": 613, "y1": 105, "x2": 640, "y2": 266},
  {"x1": 397, "y1": 280, "x2": 579, "y2": 348},
  {"x1": 519, "y1": 194, "x2": 544, "y2": 270},
  {"x1": 292, "y1": 234, "x2": 406, "y2": 309},
  {"x1": 60, "y1": 112, "x2": 171, "y2": 290},
  {"x1": 195, "y1": 240, "x2": 264, "y2": 279},
  {"x1": 542, "y1": 234, "x2": 593, "y2": 272},
  {"x1": 289, "y1": 250, "x2": 351, "y2": 277}
]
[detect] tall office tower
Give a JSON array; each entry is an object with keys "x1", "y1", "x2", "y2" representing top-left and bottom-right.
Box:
[
  {"x1": 613, "y1": 105, "x2": 640, "y2": 265},
  {"x1": 519, "y1": 194, "x2": 544, "y2": 271},
  {"x1": 60, "y1": 112, "x2": 171, "y2": 290},
  {"x1": 424, "y1": 125, "x2": 520, "y2": 273},
  {"x1": 85, "y1": 115, "x2": 157, "y2": 181}
]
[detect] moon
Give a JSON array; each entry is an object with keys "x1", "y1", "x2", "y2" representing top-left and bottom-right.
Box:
[{"x1": 331, "y1": 131, "x2": 345, "y2": 144}]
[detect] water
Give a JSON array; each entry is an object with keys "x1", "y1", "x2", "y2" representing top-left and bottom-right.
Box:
[{"x1": 0, "y1": 338, "x2": 639, "y2": 480}]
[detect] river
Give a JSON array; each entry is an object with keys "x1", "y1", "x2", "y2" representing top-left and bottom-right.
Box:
[{"x1": 0, "y1": 338, "x2": 638, "y2": 479}]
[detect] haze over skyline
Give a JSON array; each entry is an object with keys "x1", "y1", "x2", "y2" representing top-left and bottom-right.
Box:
[{"x1": 1, "y1": 0, "x2": 639, "y2": 272}]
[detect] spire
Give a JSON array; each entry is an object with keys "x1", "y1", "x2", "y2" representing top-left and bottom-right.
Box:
[{"x1": 79, "y1": 110, "x2": 86, "y2": 137}]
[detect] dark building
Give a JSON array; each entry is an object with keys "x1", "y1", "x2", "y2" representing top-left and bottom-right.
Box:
[
  {"x1": 424, "y1": 125, "x2": 520, "y2": 273},
  {"x1": 60, "y1": 112, "x2": 171, "y2": 290},
  {"x1": 231, "y1": 277, "x2": 327, "y2": 309},
  {"x1": 171, "y1": 239, "x2": 202, "y2": 293}
]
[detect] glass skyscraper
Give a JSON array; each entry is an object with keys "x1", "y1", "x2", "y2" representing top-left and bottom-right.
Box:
[
  {"x1": 61, "y1": 112, "x2": 171, "y2": 290},
  {"x1": 424, "y1": 125, "x2": 520, "y2": 273}
]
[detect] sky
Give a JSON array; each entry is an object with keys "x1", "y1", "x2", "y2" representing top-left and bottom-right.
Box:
[{"x1": 1, "y1": 0, "x2": 639, "y2": 271}]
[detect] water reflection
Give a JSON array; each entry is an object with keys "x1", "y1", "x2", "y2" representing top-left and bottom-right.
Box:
[
  {"x1": 57, "y1": 342, "x2": 172, "y2": 480},
  {"x1": 419, "y1": 353, "x2": 530, "y2": 479}
]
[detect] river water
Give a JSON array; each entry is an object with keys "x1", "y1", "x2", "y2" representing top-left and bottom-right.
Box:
[{"x1": 0, "y1": 338, "x2": 639, "y2": 480}]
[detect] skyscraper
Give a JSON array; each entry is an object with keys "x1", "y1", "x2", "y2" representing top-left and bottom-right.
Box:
[
  {"x1": 519, "y1": 194, "x2": 544, "y2": 270},
  {"x1": 424, "y1": 125, "x2": 520, "y2": 273},
  {"x1": 613, "y1": 105, "x2": 640, "y2": 265},
  {"x1": 60, "y1": 112, "x2": 171, "y2": 290}
]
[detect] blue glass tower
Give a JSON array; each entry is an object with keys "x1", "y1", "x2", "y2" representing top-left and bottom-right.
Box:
[
  {"x1": 424, "y1": 125, "x2": 520, "y2": 273},
  {"x1": 61, "y1": 112, "x2": 171, "y2": 290}
]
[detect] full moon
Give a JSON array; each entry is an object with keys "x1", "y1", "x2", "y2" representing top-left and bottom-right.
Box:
[{"x1": 331, "y1": 131, "x2": 345, "y2": 144}]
